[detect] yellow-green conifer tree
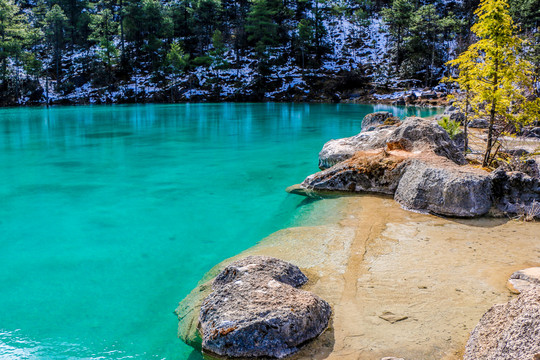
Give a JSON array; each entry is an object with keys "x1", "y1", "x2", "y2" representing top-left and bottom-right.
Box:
[{"x1": 445, "y1": 0, "x2": 540, "y2": 167}]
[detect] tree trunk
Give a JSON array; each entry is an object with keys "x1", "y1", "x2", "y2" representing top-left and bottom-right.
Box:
[
  {"x1": 120, "y1": 0, "x2": 126, "y2": 67},
  {"x1": 315, "y1": 0, "x2": 320, "y2": 63},
  {"x1": 483, "y1": 58, "x2": 498, "y2": 167},
  {"x1": 463, "y1": 90, "x2": 469, "y2": 152},
  {"x1": 55, "y1": 24, "x2": 61, "y2": 91},
  {"x1": 396, "y1": 26, "x2": 402, "y2": 74}
]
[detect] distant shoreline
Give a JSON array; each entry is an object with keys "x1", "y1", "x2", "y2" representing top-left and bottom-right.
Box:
[{"x1": 0, "y1": 97, "x2": 448, "y2": 108}]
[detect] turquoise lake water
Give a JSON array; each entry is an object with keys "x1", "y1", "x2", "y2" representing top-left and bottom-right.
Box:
[{"x1": 0, "y1": 103, "x2": 440, "y2": 359}]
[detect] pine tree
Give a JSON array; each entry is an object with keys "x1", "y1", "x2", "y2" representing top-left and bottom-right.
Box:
[
  {"x1": 90, "y1": 7, "x2": 119, "y2": 83},
  {"x1": 381, "y1": 0, "x2": 414, "y2": 73},
  {"x1": 167, "y1": 41, "x2": 189, "y2": 76},
  {"x1": 45, "y1": 4, "x2": 68, "y2": 89},
  {"x1": 297, "y1": 18, "x2": 314, "y2": 69},
  {"x1": 124, "y1": 0, "x2": 171, "y2": 71},
  {"x1": 246, "y1": 0, "x2": 278, "y2": 55},
  {"x1": 0, "y1": 0, "x2": 30, "y2": 84},
  {"x1": 166, "y1": 41, "x2": 189, "y2": 99},
  {"x1": 193, "y1": 0, "x2": 221, "y2": 53},
  {"x1": 446, "y1": 0, "x2": 540, "y2": 167},
  {"x1": 210, "y1": 29, "x2": 228, "y2": 69}
]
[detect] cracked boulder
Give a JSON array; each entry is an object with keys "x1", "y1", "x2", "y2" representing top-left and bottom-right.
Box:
[
  {"x1": 394, "y1": 158, "x2": 492, "y2": 217},
  {"x1": 199, "y1": 256, "x2": 331, "y2": 358}
]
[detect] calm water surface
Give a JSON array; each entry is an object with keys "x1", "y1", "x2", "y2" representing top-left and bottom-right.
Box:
[{"x1": 0, "y1": 103, "x2": 440, "y2": 359}]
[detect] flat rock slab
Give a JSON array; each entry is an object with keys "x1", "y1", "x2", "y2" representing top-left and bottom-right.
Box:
[
  {"x1": 199, "y1": 256, "x2": 331, "y2": 358},
  {"x1": 379, "y1": 311, "x2": 408, "y2": 324},
  {"x1": 302, "y1": 151, "x2": 409, "y2": 195}
]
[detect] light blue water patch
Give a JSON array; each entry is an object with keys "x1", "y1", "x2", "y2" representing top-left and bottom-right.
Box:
[{"x1": 0, "y1": 103, "x2": 441, "y2": 359}]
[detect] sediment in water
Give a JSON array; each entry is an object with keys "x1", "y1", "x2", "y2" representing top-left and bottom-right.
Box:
[{"x1": 177, "y1": 194, "x2": 540, "y2": 359}]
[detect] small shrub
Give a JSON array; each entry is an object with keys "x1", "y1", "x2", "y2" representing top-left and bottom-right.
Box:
[
  {"x1": 438, "y1": 116, "x2": 462, "y2": 140},
  {"x1": 192, "y1": 56, "x2": 213, "y2": 68}
]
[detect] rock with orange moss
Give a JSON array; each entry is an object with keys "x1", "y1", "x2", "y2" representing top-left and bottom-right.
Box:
[{"x1": 303, "y1": 151, "x2": 408, "y2": 195}]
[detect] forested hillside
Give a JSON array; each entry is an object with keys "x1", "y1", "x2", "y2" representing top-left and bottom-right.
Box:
[{"x1": 0, "y1": 0, "x2": 538, "y2": 105}]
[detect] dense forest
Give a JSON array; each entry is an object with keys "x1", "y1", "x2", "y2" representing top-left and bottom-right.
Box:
[{"x1": 0, "y1": 0, "x2": 538, "y2": 105}]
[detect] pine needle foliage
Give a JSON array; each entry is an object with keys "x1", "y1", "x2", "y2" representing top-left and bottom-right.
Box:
[{"x1": 445, "y1": 0, "x2": 540, "y2": 167}]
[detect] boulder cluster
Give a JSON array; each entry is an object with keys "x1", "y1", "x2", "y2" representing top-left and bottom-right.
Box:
[{"x1": 289, "y1": 112, "x2": 540, "y2": 218}]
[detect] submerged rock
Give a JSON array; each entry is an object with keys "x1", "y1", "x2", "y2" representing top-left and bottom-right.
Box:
[
  {"x1": 464, "y1": 290, "x2": 540, "y2": 360},
  {"x1": 198, "y1": 256, "x2": 331, "y2": 358},
  {"x1": 394, "y1": 159, "x2": 492, "y2": 217}
]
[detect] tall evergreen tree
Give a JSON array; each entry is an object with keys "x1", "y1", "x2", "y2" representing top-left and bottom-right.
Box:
[
  {"x1": 0, "y1": 0, "x2": 30, "y2": 84},
  {"x1": 246, "y1": 0, "x2": 279, "y2": 55},
  {"x1": 90, "y1": 7, "x2": 118, "y2": 83},
  {"x1": 381, "y1": 0, "x2": 414, "y2": 73},
  {"x1": 45, "y1": 4, "x2": 68, "y2": 89},
  {"x1": 210, "y1": 29, "x2": 228, "y2": 69},
  {"x1": 446, "y1": 0, "x2": 540, "y2": 166},
  {"x1": 193, "y1": 0, "x2": 221, "y2": 53}
]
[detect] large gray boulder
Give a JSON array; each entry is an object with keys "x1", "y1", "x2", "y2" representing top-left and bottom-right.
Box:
[
  {"x1": 199, "y1": 256, "x2": 331, "y2": 358},
  {"x1": 318, "y1": 117, "x2": 465, "y2": 170},
  {"x1": 361, "y1": 111, "x2": 398, "y2": 132},
  {"x1": 394, "y1": 159, "x2": 492, "y2": 217},
  {"x1": 464, "y1": 290, "x2": 540, "y2": 360}
]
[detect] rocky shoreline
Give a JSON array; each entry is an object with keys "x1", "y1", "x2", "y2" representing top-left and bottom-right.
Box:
[
  {"x1": 176, "y1": 111, "x2": 539, "y2": 359},
  {"x1": 288, "y1": 113, "x2": 540, "y2": 219},
  {"x1": 3, "y1": 80, "x2": 449, "y2": 108}
]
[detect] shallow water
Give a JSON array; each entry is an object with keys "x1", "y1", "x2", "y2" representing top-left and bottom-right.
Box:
[{"x1": 0, "y1": 103, "x2": 440, "y2": 360}]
